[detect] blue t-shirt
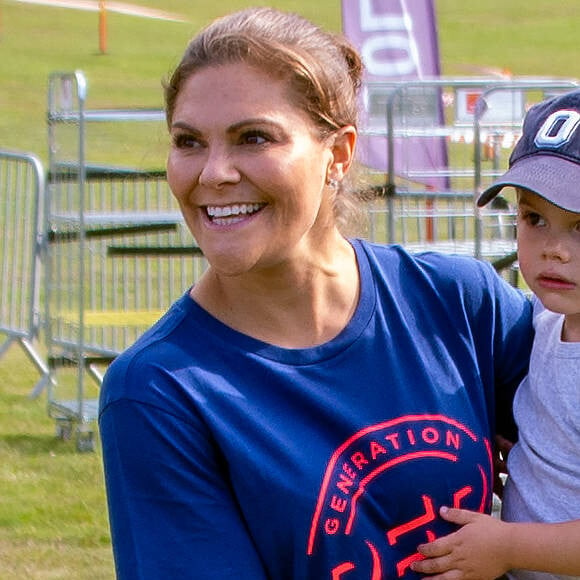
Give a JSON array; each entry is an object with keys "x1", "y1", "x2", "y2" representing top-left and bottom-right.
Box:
[{"x1": 99, "y1": 239, "x2": 533, "y2": 579}]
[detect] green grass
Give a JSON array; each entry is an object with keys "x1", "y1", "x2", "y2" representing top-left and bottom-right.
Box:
[
  {"x1": 0, "y1": 345, "x2": 114, "y2": 579},
  {"x1": 0, "y1": 0, "x2": 342, "y2": 164},
  {"x1": 0, "y1": 1, "x2": 577, "y2": 577},
  {"x1": 437, "y1": 0, "x2": 580, "y2": 78},
  {"x1": 1, "y1": 0, "x2": 579, "y2": 162}
]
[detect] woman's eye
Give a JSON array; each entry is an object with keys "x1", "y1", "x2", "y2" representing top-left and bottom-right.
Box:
[
  {"x1": 173, "y1": 134, "x2": 202, "y2": 149},
  {"x1": 240, "y1": 131, "x2": 269, "y2": 145}
]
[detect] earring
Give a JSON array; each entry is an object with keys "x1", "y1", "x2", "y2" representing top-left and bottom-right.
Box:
[{"x1": 327, "y1": 178, "x2": 338, "y2": 190}]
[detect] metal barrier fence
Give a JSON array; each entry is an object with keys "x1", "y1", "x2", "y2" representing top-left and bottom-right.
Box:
[
  {"x1": 44, "y1": 71, "x2": 207, "y2": 450},
  {"x1": 0, "y1": 150, "x2": 51, "y2": 393},
  {"x1": 360, "y1": 78, "x2": 578, "y2": 278},
  {"x1": 1, "y1": 71, "x2": 577, "y2": 450}
]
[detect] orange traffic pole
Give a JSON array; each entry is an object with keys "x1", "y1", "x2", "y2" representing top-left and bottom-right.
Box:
[
  {"x1": 99, "y1": 0, "x2": 107, "y2": 54},
  {"x1": 425, "y1": 185, "x2": 435, "y2": 242}
]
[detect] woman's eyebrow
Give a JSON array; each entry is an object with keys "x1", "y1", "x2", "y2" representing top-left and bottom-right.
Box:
[
  {"x1": 227, "y1": 117, "x2": 281, "y2": 132},
  {"x1": 171, "y1": 118, "x2": 278, "y2": 131},
  {"x1": 170, "y1": 120, "x2": 199, "y2": 133}
]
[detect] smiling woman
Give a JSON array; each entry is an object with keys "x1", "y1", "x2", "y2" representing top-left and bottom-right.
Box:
[
  {"x1": 166, "y1": 62, "x2": 357, "y2": 287},
  {"x1": 98, "y1": 7, "x2": 534, "y2": 580}
]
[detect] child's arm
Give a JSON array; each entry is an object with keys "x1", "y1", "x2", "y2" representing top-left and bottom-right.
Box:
[{"x1": 411, "y1": 507, "x2": 580, "y2": 580}]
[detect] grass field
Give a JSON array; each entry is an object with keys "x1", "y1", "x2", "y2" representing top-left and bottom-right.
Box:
[
  {"x1": 0, "y1": 346, "x2": 114, "y2": 579},
  {"x1": 0, "y1": 1, "x2": 578, "y2": 578},
  {"x1": 1, "y1": 0, "x2": 579, "y2": 161}
]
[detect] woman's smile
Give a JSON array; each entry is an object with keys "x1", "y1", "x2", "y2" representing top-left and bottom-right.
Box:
[
  {"x1": 167, "y1": 62, "x2": 337, "y2": 275},
  {"x1": 205, "y1": 203, "x2": 267, "y2": 226}
]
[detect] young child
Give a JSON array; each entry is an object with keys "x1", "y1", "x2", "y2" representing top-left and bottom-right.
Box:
[{"x1": 412, "y1": 89, "x2": 580, "y2": 580}]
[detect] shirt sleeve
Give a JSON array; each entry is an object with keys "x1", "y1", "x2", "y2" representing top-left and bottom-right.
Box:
[
  {"x1": 99, "y1": 397, "x2": 268, "y2": 580},
  {"x1": 420, "y1": 252, "x2": 533, "y2": 443},
  {"x1": 485, "y1": 264, "x2": 534, "y2": 443}
]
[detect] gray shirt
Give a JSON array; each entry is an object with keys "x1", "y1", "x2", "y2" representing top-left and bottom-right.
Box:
[{"x1": 502, "y1": 298, "x2": 580, "y2": 580}]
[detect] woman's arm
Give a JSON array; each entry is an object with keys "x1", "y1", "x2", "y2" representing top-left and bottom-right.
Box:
[
  {"x1": 411, "y1": 507, "x2": 580, "y2": 580},
  {"x1": 99, "y1": 398, "x2": 268, "y2": 580}
]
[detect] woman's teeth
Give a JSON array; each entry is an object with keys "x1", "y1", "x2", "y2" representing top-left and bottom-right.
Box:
[{"x1": 206, "y1": 203, "x2": 264, "y2": 224}]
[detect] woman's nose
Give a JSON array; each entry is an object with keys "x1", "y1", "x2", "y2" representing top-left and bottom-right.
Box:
[{"x1": 198, "y1": 146, "x2": 240, "y2": 189}]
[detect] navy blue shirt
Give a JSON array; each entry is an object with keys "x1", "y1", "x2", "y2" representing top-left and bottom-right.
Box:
[{"x1": 99, "y1": 239, "x2": 533, "y2": 579}]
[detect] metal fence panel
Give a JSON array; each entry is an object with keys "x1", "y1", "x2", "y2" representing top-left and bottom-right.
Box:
[
  {"x1": 0, "y1": 150, "x2": 50, "y2": 391},
  {"x1": 31, "y1": 72, "x2": 580, "y2": 449},
  {"x1": 45, "y1": 71, "x2": 207, "y2": 450},
  {"x1": 360, "y1": 78, "x2": 578, "y2": 275}
]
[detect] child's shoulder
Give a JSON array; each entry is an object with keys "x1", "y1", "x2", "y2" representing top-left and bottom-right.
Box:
[{"x1": 531, "y1": 295, "x2": 565, "y2": 336}]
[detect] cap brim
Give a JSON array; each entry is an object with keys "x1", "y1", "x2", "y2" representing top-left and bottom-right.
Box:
[{"x1": 477, "y1": 155, "x2": 580, "y2": 212}]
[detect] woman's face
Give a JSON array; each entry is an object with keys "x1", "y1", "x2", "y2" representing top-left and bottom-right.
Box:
[{"x1": 167, "y1": 62, "x2": 351, "y2": 277}]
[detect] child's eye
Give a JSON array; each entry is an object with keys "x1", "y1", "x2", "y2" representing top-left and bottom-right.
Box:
[{"x1": 519, "y1": 209, "x2": 545, "y2": 227}]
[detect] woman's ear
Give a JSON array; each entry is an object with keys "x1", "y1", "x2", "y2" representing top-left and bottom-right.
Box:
[{"x1": 327, "y1": 126, "x2": 357, "y2": 181}]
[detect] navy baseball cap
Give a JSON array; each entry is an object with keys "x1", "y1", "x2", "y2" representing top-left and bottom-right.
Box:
[{"x1": 477, "y1": 88, "x2": 580, "y2": 212}]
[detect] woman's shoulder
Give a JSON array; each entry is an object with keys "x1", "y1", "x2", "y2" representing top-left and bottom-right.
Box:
[
  {"x1": 353, "y1": 239, "x2": 530, "y2": 324},
  {"x1": 99, "y1": 293, "x2": 195, "y2": 396},
  {"x1": 354, "y1": 238, "x2": 496, "y2": 283}
]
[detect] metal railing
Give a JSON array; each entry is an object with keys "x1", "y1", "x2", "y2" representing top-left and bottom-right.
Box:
[{"x1": 0, "y1": 150, "x2": 51, "y2": 394}]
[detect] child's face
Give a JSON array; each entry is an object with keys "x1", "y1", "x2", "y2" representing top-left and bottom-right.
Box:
[{"x1": 517, "y1": 188, "x2": 580, "y2": 322}]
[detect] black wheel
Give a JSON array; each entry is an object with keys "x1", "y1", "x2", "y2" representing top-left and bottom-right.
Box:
[
  {"x1": 76, "y1": 429, "x2": 96, "y2": 453},
  {"x1": 55, "y1": 419, "x2": 73, "y2": 441}
]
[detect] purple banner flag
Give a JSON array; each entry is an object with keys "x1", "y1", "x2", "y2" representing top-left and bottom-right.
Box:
[{"x1": 342, "y1": 0, "x2": 448, "y2": 190}]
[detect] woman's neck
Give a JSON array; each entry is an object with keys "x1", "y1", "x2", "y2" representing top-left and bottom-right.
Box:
[{"x1": 191, "y1": 237, "x2": 360, "y2": 348}]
